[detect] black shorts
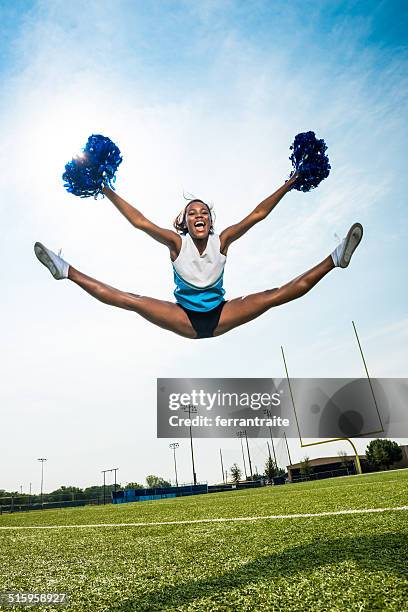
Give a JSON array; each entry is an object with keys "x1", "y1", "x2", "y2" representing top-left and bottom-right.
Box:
[{"x1": 177, "y1": 301, "x2": 226, "y2": 339}]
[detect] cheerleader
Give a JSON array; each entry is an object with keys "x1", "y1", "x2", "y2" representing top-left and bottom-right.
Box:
[{"x1": 34, "y1": 171, "x2": 363, "y2": 339}]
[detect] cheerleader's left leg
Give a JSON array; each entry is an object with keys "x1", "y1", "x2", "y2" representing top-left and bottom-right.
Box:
[
  {"x1": 214, "y1": 222, "x2": 363, "y2": 336},
  {"x1": 214, "y1": 256, "x2": 334, "y2": 336}
]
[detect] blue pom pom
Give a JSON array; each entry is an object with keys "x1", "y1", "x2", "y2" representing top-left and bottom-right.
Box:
[
  {"x1": 62, "y1": 134, "x2": 123, "y2": 198},
  {"x1": 289, "y1": 131, "x2": 331, "y2": 192}
]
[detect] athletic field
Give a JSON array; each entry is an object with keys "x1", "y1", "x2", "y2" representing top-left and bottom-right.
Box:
[{"x1": 1, "y1": 470, "x2": 407, "y2": 611}]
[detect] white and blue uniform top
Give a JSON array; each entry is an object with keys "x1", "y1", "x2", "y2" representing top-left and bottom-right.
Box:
[{"x1": 172, "y1": 233, "x2": 226, "y2": 312}]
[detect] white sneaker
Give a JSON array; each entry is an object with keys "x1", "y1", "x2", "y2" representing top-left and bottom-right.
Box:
[
  {"x1": 331, "y1": 223, "x2": 363, "y2": 268},
  {"x1": 34, "y1": 242, "x2": 69, "y2": 279}
]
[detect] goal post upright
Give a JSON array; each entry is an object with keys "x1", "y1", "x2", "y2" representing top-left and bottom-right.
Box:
[{"x1": 280, "y1": 345, "x2": 364, "y2": 474}]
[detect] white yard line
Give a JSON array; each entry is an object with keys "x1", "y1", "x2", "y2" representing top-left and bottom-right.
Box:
[{"x1": 1, "y1": 506, "x2": 407, "y2": 530}]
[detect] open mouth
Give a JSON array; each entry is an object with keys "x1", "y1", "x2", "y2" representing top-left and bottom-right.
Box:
[{"x1": 194, "y1": 221, "x2": 205, "y2": 229}]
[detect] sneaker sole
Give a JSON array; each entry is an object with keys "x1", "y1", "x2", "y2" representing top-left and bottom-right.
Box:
[
  {"x1": 339, "y1": 223, "x2": 363, "y2": 268},
  {"x1": 34, "y1": 242, "x2": 62, "y2": 279}
]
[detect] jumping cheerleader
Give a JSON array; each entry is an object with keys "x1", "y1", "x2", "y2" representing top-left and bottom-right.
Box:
[{"x1": 34, "y1": 171, "x2": 363, "y2": 339}]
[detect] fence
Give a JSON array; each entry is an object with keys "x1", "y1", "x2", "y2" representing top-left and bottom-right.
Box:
[
  {"x1": 0, "y1": 469, "x2": 360, "y2": 513},
  {"x1": 290, "y1": 467, "x2": 352, "y2": 483},
  {"x1": 0, "y1": 496, "x2": 103, "y2": 514},
  {"x1": 208, "y1": 480, "x2": 267, "y2": 493},
  {"x1": 113, "y1": 483, "x2": 208, "y2": 504}
]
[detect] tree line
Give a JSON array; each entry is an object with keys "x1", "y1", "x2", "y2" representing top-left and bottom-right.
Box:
[{"x1": 229, "y1": 456, "x2": 285, "y2": 483}]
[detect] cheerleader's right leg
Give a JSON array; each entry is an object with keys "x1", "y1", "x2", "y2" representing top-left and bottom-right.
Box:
[{"x1": 34, "y1": 243, "x2": 196, "y2": 338}]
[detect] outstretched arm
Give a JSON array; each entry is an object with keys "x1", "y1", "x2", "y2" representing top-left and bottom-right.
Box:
[
  {"x1": 219, "y1": 174, "x2": 297, "y2": 254},
  {"x1": 103, "y1": 187, "x2": 181, "y2": 255}
]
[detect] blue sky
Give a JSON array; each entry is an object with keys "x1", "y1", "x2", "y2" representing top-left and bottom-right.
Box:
[{"x1": 1, "y1": 0, "x2": 407, "y2": 493}]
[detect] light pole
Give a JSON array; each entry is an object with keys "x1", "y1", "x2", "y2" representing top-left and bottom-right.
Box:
[
  {"x1": 112, "y1": 468, "x2": 119, "y2": 493},
  {"x1": 102, "y1": 470, "x2": 107, "y2": 504},
  {"x1": 37, "y1": 458, "x2": 47, "y2": 508},
  {"x1": 219, "y1": 448, "x2": 225, "y2": 484},
  {"x1": 183, "y1": 404, "x2": 197, "y2": 485},
  {"x1": 102, "y1": 467, "x2": 119, "y2": 504},
  {"x1": 236, "y1": 431, "x2": 248, "y2": 480},
  {"x1": 283, "y1": 432, "x2": 292, "y2": 466},
  {"x1": 238, "y1": 430, "x2": 253, "y2": 480},
  {"x1": 263, "y1": 408, "x2": 278, "y2": 467},
  {"x1": 169, "y1": 443, "x2": 179, "y2": 487},
  {"x1": 245, "y1": 431, "x2": 254, "y2": 480}
]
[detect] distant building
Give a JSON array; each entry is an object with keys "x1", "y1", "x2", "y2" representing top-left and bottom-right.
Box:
[
  {"x1": 287, "y1": 444, "x2": 408, "y2": 482},
  {"x1": 398, "y1": 444, "x2": 408, "y2": 467}
]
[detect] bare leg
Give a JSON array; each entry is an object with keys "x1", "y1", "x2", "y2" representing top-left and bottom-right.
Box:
[
  {"x1": 68, "y1": 267, "x2": 196, "y2": 338},
  {"x1": 214, "y1": 255, "x2": 334, "y2": 336}
]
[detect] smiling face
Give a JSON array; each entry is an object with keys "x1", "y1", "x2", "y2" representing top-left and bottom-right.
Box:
[{"x1": 184, "y1": 200, "x2": 212, "y2": 239}]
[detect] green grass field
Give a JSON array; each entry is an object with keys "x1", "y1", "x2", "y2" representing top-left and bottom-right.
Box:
[{"x1": 1, "y1": 470, "x2": 407, "y2": 611}]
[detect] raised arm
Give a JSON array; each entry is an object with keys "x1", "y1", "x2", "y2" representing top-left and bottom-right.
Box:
[
  {"x1": 219, "y1": 174, "x2": 298, "y2": 254},
  {"x1": 103, "y1": 187, "x2": 181, "y2": 256}
]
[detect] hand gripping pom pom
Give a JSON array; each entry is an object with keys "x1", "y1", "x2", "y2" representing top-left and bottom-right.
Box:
[
  {"x1": 289, "y1": 131, "x2": 331, "y2": 192},
  {"x1": 62, "y1": 134, "x2": 123, "y2": 198}
]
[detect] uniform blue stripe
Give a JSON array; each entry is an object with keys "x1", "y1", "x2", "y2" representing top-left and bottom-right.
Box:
[{"x1": 173, "y1": 269, "x2": 225, "y2": 312}]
